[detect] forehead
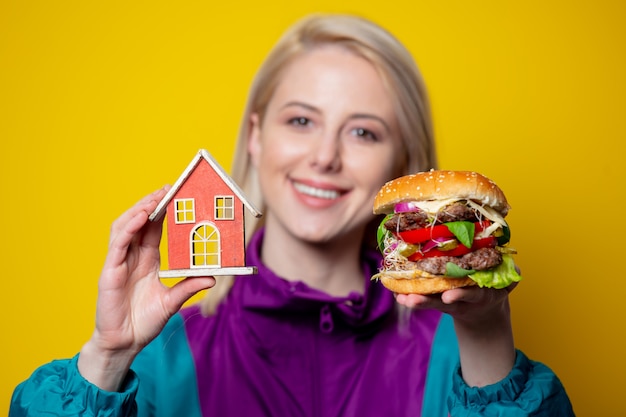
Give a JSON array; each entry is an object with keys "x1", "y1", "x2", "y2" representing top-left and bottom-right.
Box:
[{"x1": 270, "y1": 46, "x2": 394, "y2": 115}]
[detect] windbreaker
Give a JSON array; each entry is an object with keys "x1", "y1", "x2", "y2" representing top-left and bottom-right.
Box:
[{"x1": 11, "y1": 228, "x2": 574, "y2": 416}]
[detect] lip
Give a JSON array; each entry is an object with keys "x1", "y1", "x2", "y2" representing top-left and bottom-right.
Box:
[{"x1": 290, "y1": 178, "x2": 349, "y2": 207}]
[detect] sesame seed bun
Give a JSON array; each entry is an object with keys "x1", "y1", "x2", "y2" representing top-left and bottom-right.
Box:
[
  {"x1": 373, "y1": 170, "x2": 509, "y2": 216},
  {"x1": 379, "y1": 275, "x2": 477, "y2": 295},
  {"x1": 373, "y1": 266, "x2": 479, "y2": 295}
]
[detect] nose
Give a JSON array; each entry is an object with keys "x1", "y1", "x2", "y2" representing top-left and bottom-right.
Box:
[{"x1": 310, "y1": 135, "x2": 341, "y2": 173}]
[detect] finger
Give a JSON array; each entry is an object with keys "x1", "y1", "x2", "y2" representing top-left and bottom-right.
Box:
[
  {"x1": 140, "y1": 211, "x2": 165, "y2": 250},
  {"x1": 105, "y1": 208, "x2": 152, "y2": 270},
  {"x1": 505, "y1": 282, "x2": 519, "y2": 294},
  {"x1": 137, "y1": 185, "x2": 172, "y2": 249},
  {"x1": 105, "y1": 190, "x2": 167, "y2": 269},
  {"x1": 440, "y1": 287, "x2": 474, "y2": 304},
  {"x1": 164, "y1": 276, "x2": 217, "y2": 314},
  {"x1": 395, "y1": 293, "x2": 439, "y2": 309},
  {"x1": 107, "y1": 186, "x2": 168, "y2": 248},
  {"x1": 109, "y1": 186, "x2": 169, "y2": 245},
  {"x1": 441, "y1": 286, "x2": 506, "y2": 305}
]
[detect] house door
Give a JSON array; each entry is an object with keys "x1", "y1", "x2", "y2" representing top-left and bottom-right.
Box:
[{"x1": 190, "y1": 223, "x2": 221, "y2": 268}]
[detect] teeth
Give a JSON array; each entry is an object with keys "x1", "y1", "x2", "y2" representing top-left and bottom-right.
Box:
[{"x1": 294, "y1": 182, "x2": 340, "y2": 200}]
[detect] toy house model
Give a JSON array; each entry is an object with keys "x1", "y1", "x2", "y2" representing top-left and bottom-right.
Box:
[{"x1": 149, "y1": 149, "x2": 262, "y2": 278}]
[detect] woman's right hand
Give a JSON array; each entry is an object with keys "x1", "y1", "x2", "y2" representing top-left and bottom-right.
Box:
[{"x1": 77, "y1": 187, "x2": 216, "y2": 391}]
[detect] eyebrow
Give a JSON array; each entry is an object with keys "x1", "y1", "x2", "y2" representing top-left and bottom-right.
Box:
[
  {"x1": 351, "y1": 113, "x2": 392, "y2": 134},
  {"x1": 281, "y1": 101, "x2": 392, "y2": 134},
  {"x1": 281, "y1": 101, "x2": 319, "y2": 113}
]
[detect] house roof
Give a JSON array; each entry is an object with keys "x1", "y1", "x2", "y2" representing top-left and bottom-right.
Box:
[{"x1": 149, "y1": 149, "x2": 262, "y2": 221}]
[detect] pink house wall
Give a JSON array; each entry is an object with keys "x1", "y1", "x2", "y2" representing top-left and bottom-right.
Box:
[{"x1": 165, "y1": 159, "x2": 245, "y2": 269}]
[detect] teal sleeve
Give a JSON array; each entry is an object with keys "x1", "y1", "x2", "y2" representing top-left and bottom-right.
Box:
[
  {"x1": 422, "y1": 315, "x2": 574, "y2": 416},
  {"x1": 448, "y1": 349, "x2": 575, "y2": 416},
  {"x1": 130, "y1": 313, "x2": 203, "y2": 417},
  {"x1": 10, "y1": 355, "x2": 139, "y2": 417},
  {"x1": 422, "y1": 314, "x2": 459, "y2": 416}
]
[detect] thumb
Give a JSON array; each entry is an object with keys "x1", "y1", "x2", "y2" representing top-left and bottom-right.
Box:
[{"x1": 164, "y1": 276, "x2": 216, "y2": 314}]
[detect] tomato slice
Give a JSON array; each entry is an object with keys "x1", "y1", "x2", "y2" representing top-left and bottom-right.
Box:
[
  {"x1": 397, "y1": 221, "x2": 490, "y2": 244},
  {"x1": 408, "y1": 236, "x2": 497, "y2": 261}
]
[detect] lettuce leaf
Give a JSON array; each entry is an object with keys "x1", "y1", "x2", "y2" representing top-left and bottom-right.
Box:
[
  {"x1": 445, "y1": 262, "x2": 476, "y2": 277},
  {"x1": 468, "y1": 254, "x2": 522, "y2": 289},
  {"x1": 376, "y1": 214, "x2": 393, "y2": 251},
  {"x1": 445, "y1": 221, "x2": 475, "y2": 248}
]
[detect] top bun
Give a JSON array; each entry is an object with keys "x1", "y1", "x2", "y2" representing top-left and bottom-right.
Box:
[{"x1": 374, "y1": 170, "x2": 510, "y2": 216}]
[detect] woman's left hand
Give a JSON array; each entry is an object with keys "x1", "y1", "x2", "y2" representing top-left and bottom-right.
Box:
[
  {"x1": 396, "y1": 283, "x2": 519, "y2": 387},
  {"x1": 394, "y1": 283, "x2": 517, "y2": 324}
]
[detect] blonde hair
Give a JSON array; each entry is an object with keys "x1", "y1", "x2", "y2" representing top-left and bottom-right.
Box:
[{"x1": 201, "y1": 13, "x2": 437, "y2": 315}]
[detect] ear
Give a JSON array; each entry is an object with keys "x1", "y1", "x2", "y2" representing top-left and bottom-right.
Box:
[{"x1": 248, "y1": 112, "x2": 262, "y2": 168}]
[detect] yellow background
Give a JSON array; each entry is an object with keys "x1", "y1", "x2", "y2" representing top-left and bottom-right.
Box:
[{"x1": 1, "y1": 1, "x2": 624, "y2": 415}]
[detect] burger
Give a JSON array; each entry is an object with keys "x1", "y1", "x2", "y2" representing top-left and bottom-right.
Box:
[{"x1": 372, "y1": 170, "x2": 521, "y2": 294}]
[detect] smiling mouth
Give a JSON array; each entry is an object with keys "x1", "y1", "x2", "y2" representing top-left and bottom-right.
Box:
[{"x1": 293, "y1": 182, "x2": 342, "y2": 200}]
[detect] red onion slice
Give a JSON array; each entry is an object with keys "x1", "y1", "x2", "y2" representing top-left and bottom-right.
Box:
[
  {"x1": 421, "y1": 237, "x2": 456, "y2": 253},
  {"x1": 394, "y1": 202, "x2": 421, "y2": 213}
]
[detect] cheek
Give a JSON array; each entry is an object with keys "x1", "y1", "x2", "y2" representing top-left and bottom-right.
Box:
[
  {"x1": 261, "y1": 133, "x2": 311, "y2": 167},
  {"x1": 381, "y1": 145, "x2": 406, "y2": 183},
  {"x1": 252, "y1": 131, "x2": 280, "y2": 168},
  {"x1": 353, "y1": 147, "x2": 401, "y2": 190}
]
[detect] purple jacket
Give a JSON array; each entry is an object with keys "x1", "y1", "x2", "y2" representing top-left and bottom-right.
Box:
[{"x1": 10, "y1": 228, "x2": 574, "y2": 416}]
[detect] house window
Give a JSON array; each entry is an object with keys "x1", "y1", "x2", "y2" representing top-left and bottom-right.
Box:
[
  {"x1": 191, "y1": 223, "x2": 220, "y2": 267},
  {"x1": 175, "y1": 199, "x2": 195, "y2": 224},
  {"x1": 214, "y1": 196, "x2": 234, "y2": 220}
]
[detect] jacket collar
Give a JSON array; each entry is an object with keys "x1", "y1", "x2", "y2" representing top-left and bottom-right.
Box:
[{"x1": 232, "y1": 228, "x2": 396, "y2": 329}]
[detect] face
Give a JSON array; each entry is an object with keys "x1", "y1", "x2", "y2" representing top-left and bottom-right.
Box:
[{"x1": 249, "y1": 46, "x2": 403, "y2": 246}]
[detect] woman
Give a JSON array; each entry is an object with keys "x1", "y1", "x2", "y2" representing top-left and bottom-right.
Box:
[{"x1": 10, "y1": 14, "x2": 574, "y2": 416}]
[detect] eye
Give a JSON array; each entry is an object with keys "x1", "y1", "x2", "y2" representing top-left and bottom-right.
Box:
[
  {"x1": 288, "y1": 117, "x2": 311, "y2": 128},
  {"x1": 351, "y1": 127, "x2": 378, "y2": 142}
]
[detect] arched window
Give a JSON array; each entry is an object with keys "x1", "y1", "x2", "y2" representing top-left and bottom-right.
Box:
[{"x1": 190, "y1": 223, "x2": 220, "y2": 267}]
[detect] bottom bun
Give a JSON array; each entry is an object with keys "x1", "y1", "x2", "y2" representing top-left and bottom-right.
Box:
[{"x1": 379, "y1": 275, "x2": 477, "y2": 295}]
